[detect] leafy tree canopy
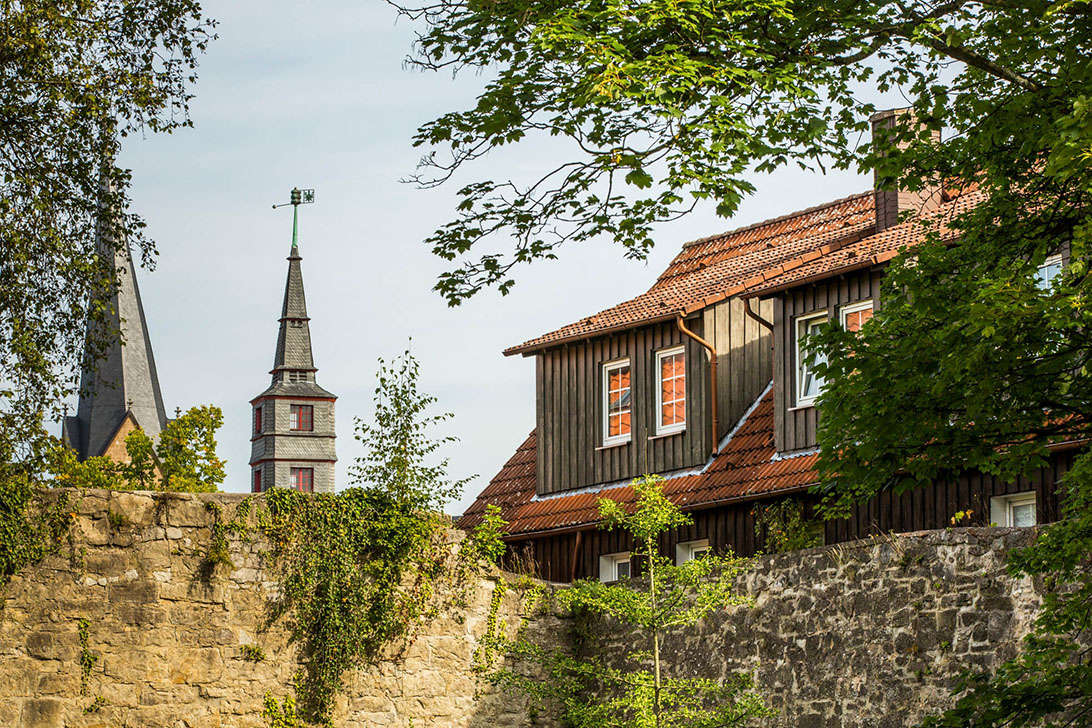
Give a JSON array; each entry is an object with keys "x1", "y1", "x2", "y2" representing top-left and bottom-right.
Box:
[
  {"x1": 0, "y1": 0, "x2": 215, "y2": 468},
  {"x1": 390, "y1": 0, "x2": 1091, "y2": 302}
]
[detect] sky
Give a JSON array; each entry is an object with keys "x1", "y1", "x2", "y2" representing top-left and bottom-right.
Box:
[{"x1": 108, "y1": 0, "x2": 874, "y2": 516}]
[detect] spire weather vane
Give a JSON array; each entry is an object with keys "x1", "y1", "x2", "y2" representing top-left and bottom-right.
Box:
[{"x1": 272, "y1": 187, "x2": 315, "y2": 248}]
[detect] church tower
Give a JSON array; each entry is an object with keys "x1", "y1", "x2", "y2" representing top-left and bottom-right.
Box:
[
  {"x1": 249, "y1": 188, "x2": 337, "y2": 493},
  {"x1": 63, "y1": 201, "x2": 169, "y2": 461}
]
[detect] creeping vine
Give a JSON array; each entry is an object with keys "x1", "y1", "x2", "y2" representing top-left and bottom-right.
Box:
[
  {"x1": 77, "y1": 617, "x2": 97, "y2": 695},
  {"x1": 261, "y1": 487, "x2": 475, "y2": 725}
]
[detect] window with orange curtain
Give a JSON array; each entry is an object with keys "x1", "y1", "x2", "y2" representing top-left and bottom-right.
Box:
[
  {"x1": 656, "y1": 347, "x2": 686, "y2": 434},
  {"x1": 603, "y1": 360, "x2": 631, "y2": 444},
  {"x1": 841, "y1": 301, "x2": 874, "y2": 332}
]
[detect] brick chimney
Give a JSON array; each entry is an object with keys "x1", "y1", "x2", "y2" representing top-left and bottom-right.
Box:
[{"x1": 871, "y1": 109, "x2": 942, "y2": 233}]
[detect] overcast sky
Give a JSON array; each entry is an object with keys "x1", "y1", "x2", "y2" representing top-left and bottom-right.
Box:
[{"x1": 108, "y1": 0, "x2": 875, "y2": 516}]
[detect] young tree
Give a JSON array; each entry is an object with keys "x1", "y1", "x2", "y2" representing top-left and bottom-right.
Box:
[
  {"x1": 0, "y1": 1, "x2": 215, "y2": 470},
  {"x1": 488, "y1": 475, "x2": 770, "y2": 727},
  {"x1": 350, "y1": 346, "x2": 473, "y2": 511}
]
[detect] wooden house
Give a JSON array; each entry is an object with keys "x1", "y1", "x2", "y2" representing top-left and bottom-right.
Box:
[{"x1": 458, "y1": 113, "x2": 1080, "y2": 583}]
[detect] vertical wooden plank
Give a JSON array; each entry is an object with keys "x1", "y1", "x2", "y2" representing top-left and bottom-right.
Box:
[
  {"x1": 714, "y1": 302, "x2": 731, "y2": 436},
  {"x1": 542, "y1": 352, "x2": 553, "y2": 494},
  {"x1": 592, "y1": 338, "x2": 602, "y2": 486},
  {"x1": 535, "y1": 354, "x2": 545, "y2": 496},
  {"x1": 773, "y1": 296, "x2": 786, "y2": 453},
  {"x1": 628, "y1": 329, "x2": 640, "y2": 477}
]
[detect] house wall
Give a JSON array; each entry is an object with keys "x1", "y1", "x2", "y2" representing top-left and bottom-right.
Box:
[
  {"x1": 534, "y1": 299, "x2": 774, "y2": 496},
  {"x1": 701, "y1": 296, "x2": 775, "y2": 440},
  {"x1": 509, "y1": 449, "x2": 1073, "y2": 583},
  {"x1": 773, "y1": 268, "x2": 883, "y2": 453},
  {"x1": 535, "y1": 320, "x2": 711, "y2": 496}
]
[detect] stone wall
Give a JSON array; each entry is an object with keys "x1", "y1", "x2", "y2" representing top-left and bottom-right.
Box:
[
  {"x1": 0, "y1": 489, "x2": 539, "y2": 728},
  {"x1": 0, "y1": 489, "x2": 1045, "y2": 727},
  {"x1": 591, "y1": 528, "x2": 1042, "y2": 727}
]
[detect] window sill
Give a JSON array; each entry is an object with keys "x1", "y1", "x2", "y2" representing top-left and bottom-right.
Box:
[
  {"x1": 596, "y1": 439, "x2": 631, "y2": 451},
  {"x1": 647, "y1": 429, "x2": 685, "y2": 441},
  {"x1": 787, "y1": 403, "x2": 816, "y2": 412}
]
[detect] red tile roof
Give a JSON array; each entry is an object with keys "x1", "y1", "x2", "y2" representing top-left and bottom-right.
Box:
[
  {"x1": 504, "y1": 193, "x2": 877, "y2": 356},
  {"x1": 457, "y1": 388, "x2": 819, "y2": 537},
  {"x1": 742, "y1": 190, "x2": 986, "y2": 298}
]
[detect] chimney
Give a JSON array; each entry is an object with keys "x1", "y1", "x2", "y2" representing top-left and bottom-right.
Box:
[{"x1": 871, "y1": 108, "x2": 942, "y2": 233}]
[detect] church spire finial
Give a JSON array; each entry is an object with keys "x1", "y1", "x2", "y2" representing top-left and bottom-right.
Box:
[{"x1": 272, "y1": 187, "x2": 315, "y2": 253}]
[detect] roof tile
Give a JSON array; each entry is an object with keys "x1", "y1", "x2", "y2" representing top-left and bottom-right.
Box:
[{"x1": 457, "y1": 389, "x2": 818, "y2": 537}]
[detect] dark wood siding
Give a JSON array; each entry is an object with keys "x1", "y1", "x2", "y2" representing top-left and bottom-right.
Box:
[
  {"x1": 534, "y1": 299, "x2": 774, "y2": 496},
  {"x1": 773, "y1": 268, "x2": 883, "y2": 453},
  {"x1": 535, "y1": 320, "x2": 712, "y2": 495},
  {"x1": 509, "y1": 450, "x2": 1075, "y2": 583},
  {"x1": 702, "y1": 297, "x2": 775, "y2": 439}
]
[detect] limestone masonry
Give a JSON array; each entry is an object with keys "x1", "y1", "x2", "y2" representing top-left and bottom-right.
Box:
[{"x1": 0, "y1": 489, "x2": 1045, "y2": 727}]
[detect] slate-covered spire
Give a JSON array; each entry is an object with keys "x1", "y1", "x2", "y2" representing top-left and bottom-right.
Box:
[
  {"x1": 250, "y1": 188, "x2": 337, "y2": 494},
  {"x1": 64, "y1": 208, "x2": 168, "y2": 460},
  {"x1": 272, "y1": 240, "x2": 315, "y2": 374}
]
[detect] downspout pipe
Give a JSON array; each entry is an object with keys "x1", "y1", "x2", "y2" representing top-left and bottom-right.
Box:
[
  {"x1": 744, "y1": 297, "x2": 774, "y2": 331},
  {"x1": 675, "y1": 315, "x2": 718, "y2": 456}
]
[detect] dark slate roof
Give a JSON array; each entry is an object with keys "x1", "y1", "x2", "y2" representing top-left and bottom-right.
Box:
[
  {"x1": 252, "y1": 379, "x2": 336, "y2": 400},
  {"x1": 70, "y1": 230, "x2": 169, "y2": 460},
  {"x1": 273, "y1": 244, "x2": 316, "y2": 373}
]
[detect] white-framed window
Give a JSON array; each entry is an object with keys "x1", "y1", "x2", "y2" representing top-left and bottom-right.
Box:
[
  {"x1": 599, "y1": 552, "x2": 631, "y2": 582},
  {"x1": 840, "y1": 300, "x2": 874, "y2": 332},
  {"x1": 795, "y1": 312, "x2": 828, "y2": 407},
  {"x1": 603, "y1": 359, "x2": 632, "y2": 445},
  {"x1": 990, "y1": 492, "x2": 1037, "y2": 528},
  {"x1": 675, "y1": 539, "x2": 710, "y2": 565},
  {"x1": 655, "y1": 346, "x2": 686, "y2": 435},
  {"x1": 1036, "y1": 254, "x2": 1063, "y2": 289}
]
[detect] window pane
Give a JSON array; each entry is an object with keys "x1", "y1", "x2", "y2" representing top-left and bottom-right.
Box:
[
  {"x1": 798, "y1": 317, "x2": 827, "y2": 401},
  {"x1": 658, "y1": 352, "x2": 685, "y2": 429},
  {"x1": 1013, "y1": 502, "x2": 1036, "y2": 527},
  {"x1": 1037, "y1": 257, "x2": 1062, "y2": 289},
  {"x1": 615, "y1": 560, "x2": 630, "y2": 580},
  {"x1": 605, "y1": 363, "x2": 631, "y2": 439},
  {"x1": 844, "y1": 305, "x2": 873, "y2": 332}
]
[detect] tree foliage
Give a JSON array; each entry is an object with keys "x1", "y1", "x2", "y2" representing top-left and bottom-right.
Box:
[
  {"x1": 485, "y1": 476, "x2": 770, "y2": 727},
  {"x1": 350, "y1": 346, "x2": 474, "y2": 510},
  {"x1": 0, "y1": 0, "x2": 215, "y2": 465},
  {"x1": 389, "y1": 0, "x2": 1091, "y2": 303},
  {"x1": 48, "y1": 405, "x2": 226, "y2": 493}
]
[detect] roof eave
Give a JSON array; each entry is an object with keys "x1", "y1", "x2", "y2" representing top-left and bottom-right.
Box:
[
  {"x1": 503, "y1": 311, "x2": 688, "y2": 357},
  {"x1": 498, "y1": 480, "x2": 818, "y2": 542}
]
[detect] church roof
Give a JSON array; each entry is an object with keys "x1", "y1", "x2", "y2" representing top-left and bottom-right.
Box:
[
  {"x1": 68, "y1": 227, "x2": 169, "y2": 460},
  {"x1": 273, "y1": 243, "x2": 316, "y2": 373}
]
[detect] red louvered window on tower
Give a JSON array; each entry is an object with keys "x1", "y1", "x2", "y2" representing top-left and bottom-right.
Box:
[
  {"x1": 290, "y1": 404, "x2": 313, "y2": 431},
  {"x1": 253, "y1": 406, "x2": 262, "y2": 435},
  {"x1": 291, "y1": 468, "x2": 314, "y2": 493},
  {"x1": 252, "y1": 469, "x2": 263, "y2": 493}
]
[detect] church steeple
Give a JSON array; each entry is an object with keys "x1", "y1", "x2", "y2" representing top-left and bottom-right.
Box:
[
  {"x1": 63, "y1": 195, "x2": 169, "y2": 461},
  {"x1": 250, "y1": 188, "x2": 337, "y2": 494}
]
